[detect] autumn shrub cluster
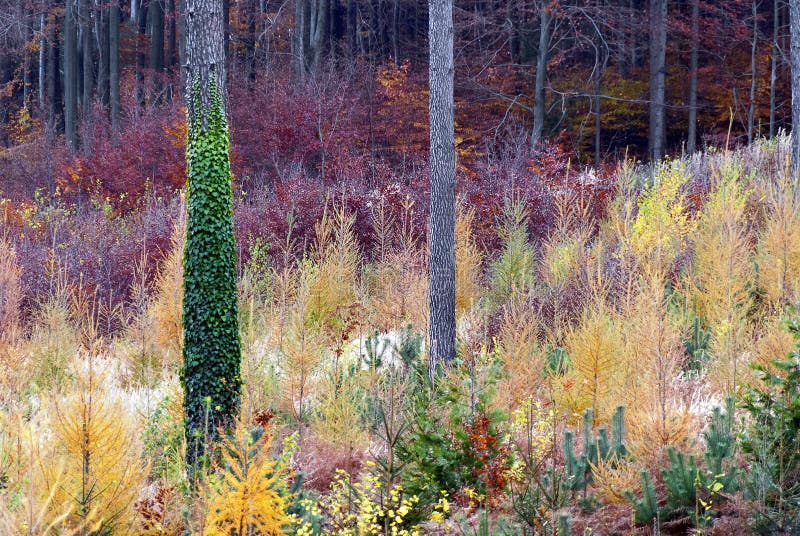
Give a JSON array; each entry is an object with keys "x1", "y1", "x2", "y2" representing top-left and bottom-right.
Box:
[{"x1": 3, "y1": 137, "x2": 800, "y2": 534}]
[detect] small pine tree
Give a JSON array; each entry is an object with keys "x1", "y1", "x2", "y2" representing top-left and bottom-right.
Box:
[{"x1": 182, "y1": 79, "x2": 242, "y2": 464}]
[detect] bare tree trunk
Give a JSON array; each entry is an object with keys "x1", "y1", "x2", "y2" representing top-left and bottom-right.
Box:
[
  {"x1": 64, "y1": 0, "x2": 77, "y2": 149},
  {"x1": 110, "y1": 0, "x2": 120, "y2": 132},
  {"x1": 38, "y1": 10, "x2": 45, "y2": 107},
  {"x1": 311, "y1": 0, "x2": 328, "y2": 69},
  {"x1": 747, "y1": 0, "x2": 759, "y2": 144},
  {"x1": 770, "y1": 0, "x2": 779, "y2": 137},
  {"x1": 428, "y1": 0, "x2": 456, "y2": 371},
  {"x1": 791, "y1": 0, "x2": 800, "y2": 176},
  {"x1": 97, "y1": 5, "x2": 109, "y2": 105},
  {"x1": 649, "y1": 0, "x2": 667, "y2": 161},
  {"x1": 150, "y1": 0, "x2": 165, "y2": 100},
  {"x1": 168, "y1": 0, "x2": 177, "y2": 68},
  {"x1": 135, "y1": 0, "x2": 148, "y2": 108},
  {"x1": 532, "y1": 3, "x2": 551, "y2": 149},
  {"x1": 81, "y1": 0, "x2": 93, "y2": 113},
  {"x1": 687, "y1": 0, "x2": 699, "y2": 154},
  {"x1": 47, "y1": 12, "x2": 61, "y2": 128}
]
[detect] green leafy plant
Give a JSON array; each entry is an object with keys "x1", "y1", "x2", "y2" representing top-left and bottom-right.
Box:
[{"x1": 182, "y1": 79, "x2": 242, "y2": 465}]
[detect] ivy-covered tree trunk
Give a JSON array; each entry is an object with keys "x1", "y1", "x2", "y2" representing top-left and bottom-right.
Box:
[{"x1": 182, "y1": 0, "x2": 240, "y2": 466}]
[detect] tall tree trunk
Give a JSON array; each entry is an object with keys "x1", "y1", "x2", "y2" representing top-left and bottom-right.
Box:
[
  {"x1": 80, "y1": 0, "x2": 93, "y2": 154},
  {"x1": 64, "y1": 0, "x2": 77, "y2": 149},
  {"x1": 687, "y1": 0, "x2": 699, "y2": 154},
  {"x1": 150, "y1": 0, "x2": 165, "y2": 100},
  {"x1": 168, "y1": 0, "x2": 177, "y2": 68},
  {"x1": 182, "y1": 0, "x2": 239, "y2": 466},
  {"x1": 748, "y1": 0, "x2": 759, "y2": 144},
  {"x1": 81, "y1": 0, "x2": 93, "y2": 114},
  {"x1": 47, "y1": 13, "x2": 61, "y2": 128},
  {"x1": 770, "y1": 0, "x2": 779, "y2": 138},
  {"x1": 311, "y1": 0, "x2": 328, "y2": 69},
  {"x1": 294, "y1": 0, "x2": 306, "y2": 79},
  {"x1": 649, "y1": 0, "x2": 667, "y2": 161},
  {"x1": 97, "y1": 6, "x2": 109, "y2": 105},
  {"x1": 532, "y1": 3, "x2": 551, "y2": 149},
  {"x1": 22, "y1": 1, "x2": 31, "y2": 106},
  {"x1": 428, "y1": 0, "x2": 456, "y2": 371},
  {"x1": 110, "y1": 0, "x2": 120, "y2": 132},
  {"x1": 222, "y1": 0, "x2": 229, "y2": 72},
  {"x1": 790, "y1": 0, "x2": 800, "y2": 176},
  {"x1": 38, "y1": 10, "x2": 45, "y2": 108},
  {"x1": 135, "y1": 0, "x2": 148, "y2": 108}
]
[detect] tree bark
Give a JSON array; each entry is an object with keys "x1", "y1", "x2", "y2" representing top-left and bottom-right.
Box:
[
  {"x1": 81, "y1": 0, "x2": 93, "y2": 114},
  {"x1": 428, "y1": 0, "x2": 456, "y2": 371},
  {"x1": 97, "y1": 5, "x2": 109, "y2": 105},
  {"x1": 47, "y1": 12, "x2": 62, "y2": 128},
  {"x1": 649, "y1": 0, "x2": 667, "y2": 161},
  {"x1": 791, "y1": 0, "x2": 800, "y2": 176},
  {"x1": 150, "y1": 0, "x2": 165, "y2": 100},
  {"x1": 184, "y1": 0, "x2": 226, "y2": 117},
  {"x1": 687, "y1": 0, "x2": 699, "y2": 154},
  {"x1": 110, "y1": 0, "x2": 120, "y2": 132},
  {"x1": 747, "y1": 0, "x2": 759, "y2": 144},
  {"x1": 64, "y1": 0, "x2": 77, "y2": 149},
  {"x1": 38, "y1": 10, "x2": 45, "y2": 108},
  {"x1": 532, "y1": 3, "x2": 551, "y2": 149},
  {"x1": 770, "y1": 0, "x2": 779, "y2": 138}
]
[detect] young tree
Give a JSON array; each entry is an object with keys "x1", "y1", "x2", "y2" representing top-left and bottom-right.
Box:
[
  {"x1": 428, "y1": 0, "x2": 456, "y2": 372},
  {"x1": 181, "y1": 0, "x2": 241, "y2": 465}
]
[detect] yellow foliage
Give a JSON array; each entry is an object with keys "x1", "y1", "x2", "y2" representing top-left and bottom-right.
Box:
[
  {"x1": 629, "y1": 161, "x2": 694, "y2": 270},
  {"x1": 688, "y1": 162, "x2": 753, "y2": 394},
  {"x1": 620, "y1": 270, "x2": 688, "y2": 451},
  {"x1": 299, "y1": 466, "x2": 421, "y2": 536},
  {"x1": 202, "y1": 422, "x2": 291, "y2": 536},
  {"x1": 564, "y1": 304, "x2": 625, "y2": 424},
  {"x1": 307, "y1": 202, "x2": 362, "y2": 343},
  {"x1": 48, "y1": 360, "x2": 147, "y2": 534},
  {"x1": 591, "y1": 457, "x2": 641, "y2": 504},
  {"x1": 454, "y1": 206, "x2": 482, "y2": 319},
  {"x1": 494, "y1": 304, "x2": 546, "y2": 413},
  {"x1": 0, "y1": 236, "x2": 22, "y2": 344},
  {"x1": 755, "y1": 181, "x2": 800, "y2": 307},
  {"x1": 364, "y1": 250, "x2": 428, "y2": 333}
]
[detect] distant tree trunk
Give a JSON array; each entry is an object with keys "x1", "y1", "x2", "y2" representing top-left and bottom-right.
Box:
[
  {"x1": 532, "y1": 3, "x2": 551, "y2": 149},
  {"x1": 311, "y1": 0, "x2": 328, "y2": 69},
  {"x1": 47, "y1": 13, "x2": 62, "y2": 128},
  {"x1": 22, "y1": 3, "x2": 31, "y2": 106},
  {"x1": 179, "y1": 0, "x2": 186, "y2": 87},
  {"x1": 428, "y1": 0, "x2": 456, "y2": 371},
  {"x1": 110, "y1": 0, "x2": 120, "y2": 132},
  {"x1": 791, "y1": 0, "x2": 800, "y2": 176},
  {"x1": 81, "y1": 0, "x2": 93, "y2": 114},
  {"x1": 747, "y1": 0, "x2": 759, "y2": 144},
  {"x1": 222, "y1": 0, "x2": 230, "y2": 71},
  {"x1": 150, "y1": 0, "x2": 165, "y2": 100},
  {"x1": 649, "y1": 0, "x2": 667, "y2": 161},
  {"x1": 294, "y1": 0, "x2": 306, "y2": 79},
  {"x1": 687, "y1": 0, "x2": 699, "y2": 154},
  {"x1": 97, "y1": 5, "x2": 109, "y2": 105},
  {"x1": 64, "y1": 0, "x2": 77, "y2": 149},
  {"x1": 135, "y1": 0, "x2": 148, "y2": 108},
  {"x1": 167, "y1": 0, "x2": 177, "y2": 68},
  {"x1": 38, "y1": 10, "x2": 45, "y2": 107},
  {"x1": 770, "y1": 0, "x2": 779, "y2": 138}
]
